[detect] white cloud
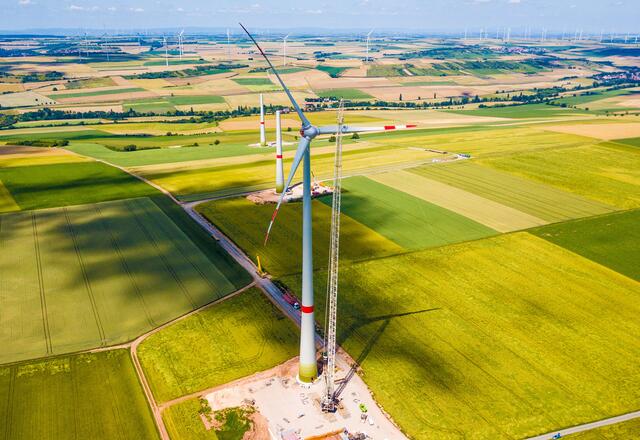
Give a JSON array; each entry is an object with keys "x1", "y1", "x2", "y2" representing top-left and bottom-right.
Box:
[
  {"x1": 305, "y1": 9, "x2": 323, "y2": 14},
  {"x1": 176, "y1": 7, "x2": 184, "y2": 12},
  {"x1": 18, "y1": 0, "x2": 33, "y2": 5},
  {"x1": 68, "y1": 4, "x2": 84, "y2": 10},
  {"x1": 508, "y1": 0, "x2": 521, "y2": 3},
  {"x1": 107, "y1": 6, "x2": 116, "y2": 11},
  {"x1": 130, "y1": 7, "x2": 144, "y2": 12}
]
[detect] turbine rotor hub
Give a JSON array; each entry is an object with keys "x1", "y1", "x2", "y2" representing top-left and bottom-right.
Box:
[{"x1": 301, "y1": 125, "x2": 319, "y2": 139}]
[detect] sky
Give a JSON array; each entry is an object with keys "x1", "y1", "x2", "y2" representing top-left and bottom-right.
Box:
[{"x1": 2, "y1": 0, "x2": 638, "y2": 33}]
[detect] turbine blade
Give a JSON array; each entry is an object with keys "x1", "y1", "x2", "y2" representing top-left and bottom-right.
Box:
[
  {"x1": 239, "y1": 23, "x2": 311, "y2": 128},
  {"x1": 264, "y1": 136, "x2": 311, "y2": 244},
  {"x1": 317, "y1": 124, "x2": 417, "y2": 135}
]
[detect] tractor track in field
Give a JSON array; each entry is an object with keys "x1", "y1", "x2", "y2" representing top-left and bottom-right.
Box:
[
  {"x1": 31, "y1": 212, "x2": 52, "y2": 355},
  {"x1": 129, "y1": 199, "x2": 197, "y2": 310},
  {"x1": 94, "y1": 204, "x2": 157, "y2": 329},
  {"x1": 63, "y1": 208, "x2": 107, "y2": 347}
]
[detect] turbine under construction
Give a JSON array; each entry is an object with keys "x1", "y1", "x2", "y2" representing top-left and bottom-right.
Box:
[
  {"x1": 240, "y1": 23, "x2": 415, "y2": 384},
  {"x1": 275, "y1": 110, "x2": 284, "y2": 193}
]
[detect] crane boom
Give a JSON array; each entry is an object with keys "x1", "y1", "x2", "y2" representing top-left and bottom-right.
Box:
[{"x1": 322, "y1": 100, "x2": 344, "y2": 412}]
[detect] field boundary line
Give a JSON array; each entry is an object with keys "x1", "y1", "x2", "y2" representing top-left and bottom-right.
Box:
[
  {"x1": 31, "y1": 212, "x2": 52, "y2": 354},
  {"x1": 63, "y1": 208, "x2": 107, "y2": 346},
  {"x1": 526, "y1": 409, "x2": 640, "y2": 440}
]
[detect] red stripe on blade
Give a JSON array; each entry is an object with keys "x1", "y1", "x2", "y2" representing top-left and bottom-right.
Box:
[
  {"x1": 260, "y1": 121, "x2": 265, "y2": 125},
  {"x1": 406, "y1": 124, "x2": 417, "y2": 128},
  {"x1": 384, "y1": 125, "x2": 396, "y2": 130},
  {"x1": 276, "y1": 155, "x2": 283, "y2": 159},
  {"x1": 301, "y1": 305, "x2": 314, "y2": 313}
]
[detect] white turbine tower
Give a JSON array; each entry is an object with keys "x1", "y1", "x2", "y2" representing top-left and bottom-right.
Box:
[
  {"x1": 240, "y1": 23, "x2": 416, "y2": 384},
  {"x1": 275, "y1": 110, "x2": 284, "y2": 193},
  {"x1": 227, "y1": 28, "x2": 231, "y2": 61},
  {"x1": 365, "y1": 29, "x2": 374, "y2": 63},
  {"x1": 178, "y1": 29, "x2": 184, "y2": 59},
  {"x1": 283, "y1": 33, "x2": 291, "y2": 67},
  {"x1": 259, "y1": 93, "x2": 266, "y2": 146},
  {"x1": 163, "y1": 36, "x2": 169, "y2": 66}
]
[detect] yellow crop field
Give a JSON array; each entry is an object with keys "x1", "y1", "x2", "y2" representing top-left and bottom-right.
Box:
[
  {"x1": 282, "y1": 233, "x2": 640, "y2": 439},
  {"x1": 369, "y1": 170, "x2": 547, "y2": 232},
  {"x1": 482, "y1": 142, "x2": 640, "y2": 209},
  {"x1": 142, "y1": 144, "x2": 439, "y2": 198}
]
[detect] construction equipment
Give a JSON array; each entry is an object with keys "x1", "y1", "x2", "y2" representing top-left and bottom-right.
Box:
[{"x1": 322, "y1": 100, "x2": 345, "y2": 412}]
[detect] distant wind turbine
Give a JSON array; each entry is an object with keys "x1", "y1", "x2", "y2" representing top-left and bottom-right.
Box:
[
  {"x1": 365, "y1": 29, "x2": 374, "y2": 63},
  {"x1": 282, "y1": 33, "x2": 291, "y2": 67}
]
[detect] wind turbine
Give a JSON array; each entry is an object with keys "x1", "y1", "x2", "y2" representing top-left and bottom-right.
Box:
[
  {"x1": 178, "y1": 29, "x2": 184, "y2": 60},
  {"x1": 282, "y1": 33, "x2": 291, "y2": 67},
  {"x1": 365, "y1": 29, "x2": 374, "y2": 63},
  {"x1": 163, "y1": 35, "x2": 169, "y2": 66},
  {"x1": 240, "y1": 23, "x2": 415, "y2": 383},
  {"x1": 226, "y1": 28, "x2": 231, "y2": 61}
]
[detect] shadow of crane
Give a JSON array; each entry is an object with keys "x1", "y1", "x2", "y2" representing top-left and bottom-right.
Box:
[{"x1": 333, "y1": 308, "x2": 440, "y2": 399}]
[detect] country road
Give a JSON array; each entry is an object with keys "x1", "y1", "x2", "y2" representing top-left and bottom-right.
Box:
[{"x1": 526, "y1": 410, "x2": 640, "y2": 440}]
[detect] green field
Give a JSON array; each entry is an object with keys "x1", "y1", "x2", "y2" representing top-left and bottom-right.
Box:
[
  {"x1": 124, "y1": 98, "x2": 176, "y2": 113},
  {"x1": 0, "y1": 160, "x2": 159, "y2": 210},
  {"x1": 0, "y1": 350, "x2": 159, "y2": 439},
  {"x1": 64, "y1": 77, "x2": 116, "y2": 89},
  {"x1": 316, "y1": 88, "x2": 374, "y2": 100},
  {"x1": 532, "y1": 209, "x2": 640, "y2": 281},
  {"x1": 411, "y1": 161, "x2": 615, "y2": 222},
  {"x1": 281, "y1": 233, "x2": 640, "y2": 439},
  {"x1": 550, "y1": 88, "x2": 633, "y2": 108},
  {"x1": 196, "y1": 197, "x2": 402, "y2": 277},
  {"x1": 138, "y1": 288, "x2": 298, "y2": 402},
  {"x1": 48, "y1": 87, "x2": 145, "y2": 99},
  {"x1": 315, "y1": 65, "x2": 349, "y2": 77},
  {"x1": 367, "y1": 64, "x2": 406, "y2": 77},
  {"x1": 0, "y1": 129, "x2": 113, "y2": 143},
  {"x1": 481, "y1": 142, "x2": 640, "y2": 209},
  {"x1": 615, "y1": 136, "x2": 640, "y2": 148},
  {"x1": 325, "y1": 176, "x2": 497, "y2": 249},
  {"x1": 0, "y1": 197, "x2": 249, "y2": 364},
  {"x1": 231, "y1": 78, "x2": 273, "y2": 86},
  {"x1": 165, "y1": 95, "x2": 225, "y2": 105}
]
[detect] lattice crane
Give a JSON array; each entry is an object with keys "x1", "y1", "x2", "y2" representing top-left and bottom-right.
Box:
[{"x1": 322, "y1": 100, "x2": 345, "y2": 412}]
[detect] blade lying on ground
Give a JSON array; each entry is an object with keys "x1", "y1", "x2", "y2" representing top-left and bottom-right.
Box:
[
  {"x1": 239, "y1": 23, "x2": 311, "y2": 128},
  {"x1": 264, "y1": 136, "x2": 311, "y2": 244},
  {"x1": 317, "y1": 124, "x2": 417, "y2": 135}
]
